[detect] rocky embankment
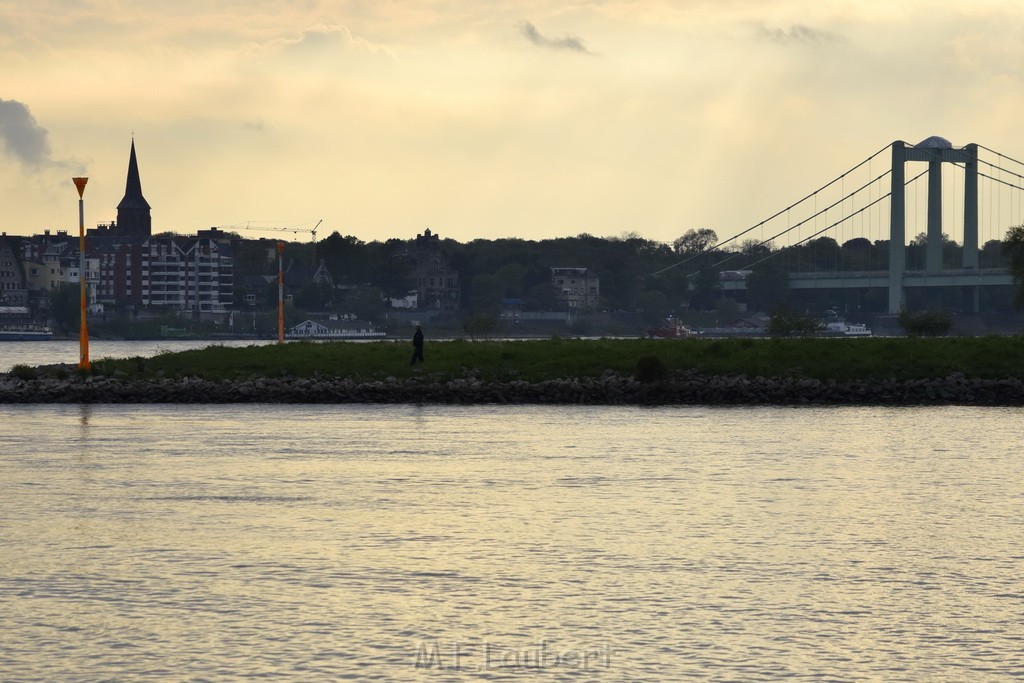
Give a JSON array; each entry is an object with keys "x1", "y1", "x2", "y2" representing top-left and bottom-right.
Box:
[{"x1": 3, "y1": 371, "x2": 1024, "y2": 405}]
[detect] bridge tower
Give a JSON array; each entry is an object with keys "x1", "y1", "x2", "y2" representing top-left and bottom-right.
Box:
[{"x1": 888, "y1": 137, "x2": 979, "y2": 313}]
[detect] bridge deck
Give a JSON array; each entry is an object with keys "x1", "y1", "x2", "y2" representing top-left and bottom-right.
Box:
[{"x1": 720, "y1": 268, "x2": 1013, "y2": 291}]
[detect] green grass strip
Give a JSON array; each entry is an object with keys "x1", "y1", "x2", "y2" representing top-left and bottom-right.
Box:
[{"x1": 64, "y1": 336, "x2": 1024, "y2": 383}]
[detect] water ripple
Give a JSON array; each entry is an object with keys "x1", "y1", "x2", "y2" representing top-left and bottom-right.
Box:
[{"x1": 1, "y1": 404, "x2": 1023, "y2": 680}]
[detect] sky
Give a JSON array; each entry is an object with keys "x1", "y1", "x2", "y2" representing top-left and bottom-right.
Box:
[{"x1": 2, "y1": 0, "x2": 1024, "y2": 245}]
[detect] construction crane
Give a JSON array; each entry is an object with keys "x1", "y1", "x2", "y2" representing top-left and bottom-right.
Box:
[
  {"x1": 218, "y1": 220, "x2": 321, "y2": 244},
  {"x1": 215, "y1": 220, "x2": 323, "y2": 268}
]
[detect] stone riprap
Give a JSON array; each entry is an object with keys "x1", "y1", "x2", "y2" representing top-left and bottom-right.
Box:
[{"x1": 2, "y1": 371, "x2": 1024, "y2": 405}]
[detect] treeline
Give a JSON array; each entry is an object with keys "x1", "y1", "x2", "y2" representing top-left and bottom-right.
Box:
[{"x1": 234, "y1": 229, "x2": 1015, "y2": 320}]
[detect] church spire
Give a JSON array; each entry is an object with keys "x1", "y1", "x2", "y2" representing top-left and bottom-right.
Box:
[{"x1": 116, "y1": 137, "x2": 152, "y2": 236}]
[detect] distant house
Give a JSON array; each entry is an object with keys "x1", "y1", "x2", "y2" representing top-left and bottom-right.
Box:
[
  {"x1": 411, "y1": 229, "x2": 460, "y2": 312},
  {"x1": 290, "y1": 320, "x2": 330, "y2": 337},
  {"x1": 390, "y1": 291, "x2": 418, "y2": 309},
  {"x1": 312, "y1": 260, "x2": 333, "y2": 286},
  {"x1": 500, "y1": 298, "x2": 524, "y2": 321},
  {"x1": 726, "y1": 317, "x2": 769, "y2": 330},
  {"x1": 551, "y1": 267, "x2": 600, "y2": 309}
]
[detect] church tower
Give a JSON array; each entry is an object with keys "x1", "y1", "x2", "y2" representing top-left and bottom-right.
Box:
[{"x1": 115, "y1": 138, "x2": 152, "y2": 236}]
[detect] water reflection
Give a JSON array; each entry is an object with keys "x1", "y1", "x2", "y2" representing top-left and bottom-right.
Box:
[{"x1": 1, "y1": 404, "x2": 1022, "y2": 680}]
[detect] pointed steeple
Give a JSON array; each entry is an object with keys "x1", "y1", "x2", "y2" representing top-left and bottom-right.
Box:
[{"x1": 116, "y1": 137, "x2": 152, "y2": 236}]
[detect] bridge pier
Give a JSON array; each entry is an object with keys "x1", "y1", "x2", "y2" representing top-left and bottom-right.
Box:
[
  {"x1": 887, "y1": 138, "x2": 980, "y2": 314},
  {"x1": 888, "y1": 142, "x2": 906, "y2": 313},
  {"x1": 963, "y1": 144, "x2": 979, "y2": 269},
  {"x1": 927, "y1": 159, "x2": 943, "y2": 271},
  {"x1": 965, "y1": 286, "x2": 980, "y2": 314}
]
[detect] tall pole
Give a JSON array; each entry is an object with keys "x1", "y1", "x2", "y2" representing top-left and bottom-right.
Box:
[
  {"x1": 277, "y1": 241, "x2": 285, "y2": 344},
  {"x1": 73, "y1": 177, "x2": 90, "y2": 370}
]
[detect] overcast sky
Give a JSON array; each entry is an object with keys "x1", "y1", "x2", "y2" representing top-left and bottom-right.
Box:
[{"x1": 2, "y1": 0, "x2": 1024, "y2": 244}]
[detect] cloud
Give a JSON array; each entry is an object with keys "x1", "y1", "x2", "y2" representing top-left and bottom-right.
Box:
[
  {"x1": 273, "y1": 24, "x2": 396, "y2": 59},
  {"x1": 0, "y1": 98, "x2": 53, "y2": 168},
  {"x1": 757, "y1": 23, "x2": 841, "y2": 45},
  {"x1": 518, "y1": 21, "x2": 593, "y2": 54}
]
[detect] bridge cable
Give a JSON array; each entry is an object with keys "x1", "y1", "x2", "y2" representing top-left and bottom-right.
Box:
[
  {"x1": 979, "y1": 145, "x2": 1024, "y2": 171},
  {"x1": 976, "y1": 161, "x2": 1024, "y2": 191},
  {"x1": 912, "y1": 147, "x2": 1024, "y2": 193},
  {"x1": 737, "y1": 186, "x2": 907, "y2": 273},
  {"x1": 700, "y1": 168, "x2": 928, "y2": 277},
  {"x1": 684, "y1": 169, "x2": 893, "y2": 276},
  {"x1": 651, "y1": 141, "x2": 892, "y2": 278},
  {"x1": 979, "y1": 146, "x2": 1024, "y2": 235}
]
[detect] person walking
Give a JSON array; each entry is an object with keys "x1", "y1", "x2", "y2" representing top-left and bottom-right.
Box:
[{"x1": 410, "y1": 324, "x2": 424, "y2": 365}]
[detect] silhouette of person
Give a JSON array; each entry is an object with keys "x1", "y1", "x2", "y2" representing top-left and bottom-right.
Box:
[{"x1": 410, "y1": 324, "x2": 424, "y2": 365}]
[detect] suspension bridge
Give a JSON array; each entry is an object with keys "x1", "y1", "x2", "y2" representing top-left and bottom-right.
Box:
[{"x1": 662, "y1": 137, "x2": 1023, "y2": 313}]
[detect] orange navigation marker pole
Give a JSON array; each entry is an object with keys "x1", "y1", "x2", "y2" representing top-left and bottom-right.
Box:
[
  {"x1": 277, "y1": 242, "x2": 285, "y2": 344},
  {"x1": 72, "y1": 177, "x2": 90, "y2": 370}
]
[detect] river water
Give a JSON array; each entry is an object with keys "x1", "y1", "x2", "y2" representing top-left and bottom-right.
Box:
[
  {"x1": 0, "y1": 339, "x2": 275, "y2": 372},
  {"x1": 1, "y1": 404, "x2": 1022, "y2": 680}
]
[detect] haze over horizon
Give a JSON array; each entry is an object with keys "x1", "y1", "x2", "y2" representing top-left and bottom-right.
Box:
[{"x1": 2, "y1": 1, "x2": 1023, "y2": 245}]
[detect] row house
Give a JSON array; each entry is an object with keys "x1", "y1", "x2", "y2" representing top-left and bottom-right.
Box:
[
  {"x1": 94, "y1": 235, "x2": 233, "y2": 313},
  {"x1": 9, "y1": 142, "x2": 233, "y2": 316},
  {"x1": 96, "y1": 237, "x2": 144, "y2": 305},
  {"x1": 0, "y1": 234, "x2": 28, "y2": 306},
  {"x1": 142, "y1": 238, "x2": 184, "y2": 307},
  {"x1": 182, "y1": 235, "x2": 234, "y2": 313},
  {"x1": 18, "y1": 230, "x2": 101, "y2": 310}
]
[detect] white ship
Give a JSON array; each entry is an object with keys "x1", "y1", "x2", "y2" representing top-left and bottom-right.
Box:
[{"x1": 824, "y1": 321, "x2": 872, "y2": 337}]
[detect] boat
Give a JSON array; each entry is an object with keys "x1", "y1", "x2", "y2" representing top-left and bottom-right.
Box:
[
  {"x1": 647, "y1": 318, "x2": 696, "y2": 338},
  {"x1": 0, "y1": 306, "x2": 53, "y2": 340},
  {"x1": 0, "y1": 324, "x2": 54, "y2": 341},
  {"x1": 288, "y1": 319, "x2": 386, "y2": 340},
  {"x1": 824, "y1": 321, "x2": 872, "y2": 337}
]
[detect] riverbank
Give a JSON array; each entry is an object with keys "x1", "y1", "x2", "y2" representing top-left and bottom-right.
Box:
[
  {"x1": 31, "y1": 336, "x2": 1024, "y2": 382},
  {"x1": 4, "y1": 336, "x2": 1024, "y2": 404},
  {"x1": 2, "y1": 371, "x2": 1024, "y2": 405}
]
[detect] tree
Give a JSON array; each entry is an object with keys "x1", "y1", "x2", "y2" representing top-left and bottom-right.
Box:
[
  {"x1": 1004, "y1": 224, "x2": 1024, "y2": 309},
  {"x1": 737, "y1": 239, "x2": 774, "y2": 258},
  {"x1": 524, "y1": 280, "x2": 556, "y2": 311},
  {"x1": 463, "y1": 312, "x2": 499, "y2": 339},
  {"x1": 494, "y1": 262, "x2": 528, "y2": 298},
  {"x1": 637, "y1": 289, "x2": 670, "y2": 325},
  {"x1": 897, "y1": 308, "x2": 953, "y2": 336},
  {"x1": 715, "y1": 297, "x2": 742, "y2": 324},
  {"x1": 48, "y1": 283, "x2": 80, "y2": 333},
  {"x1": 234, "y1": 241, "x2": 273, "y2": 278},
  {"x1": 294, "y1": 281, "x2": 333, "y2": 312},
  {"x1": 745, "y1": 264, "x2": 790, "y2": 312},
  {"x1": 800, "y1": 236, "x2": 841, "y2": 271},
  {"x1": 673, "y1": 228, "x2": 718, "y2": 255},
  {"x1": 318, "y1": 232, "x2": 367, "y2": 284},
  {"x1": 689, "y1": 266, "x2": 721, "y2": 311},
  {"x1": 345, "y1": 287, "x2": 387, "y2": 322},
  {"x1": 768, "y1": 304, "x2": 822, "y2": 337},
  {"x1": 469, "y1": 274, "x2": 503, "y2": 314}
]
